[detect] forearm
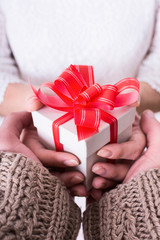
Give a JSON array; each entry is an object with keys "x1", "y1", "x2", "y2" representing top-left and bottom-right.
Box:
[
  {"x1": 137, "y1": 81, "x2": 160, "y2": 115},
  {"x1": 84, "y1": 168, "x2": 160, "y2": 240},
  {"x1": 0, "y1": 152, "x2": 81, "y2": 239},
  {"x1": 0, "y1": 83, "x2": 33, "y2": 116}
]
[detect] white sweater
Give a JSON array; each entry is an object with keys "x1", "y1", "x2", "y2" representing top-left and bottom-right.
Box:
[{"x1": 0, "y1": 0, "x2": 160, "y2": 105}]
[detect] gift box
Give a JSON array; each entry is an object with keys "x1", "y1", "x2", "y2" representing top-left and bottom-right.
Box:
[
  {"x1": 30, "y1": 65, "x2": 139, "y2": 190},
  {"x1": 32, "y1": 105, "x2": 136, "y2": 190}
]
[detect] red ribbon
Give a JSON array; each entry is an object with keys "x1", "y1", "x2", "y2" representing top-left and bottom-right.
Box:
[{"x1": 31, "y1": 65, "x2": 139, "y2": 151}]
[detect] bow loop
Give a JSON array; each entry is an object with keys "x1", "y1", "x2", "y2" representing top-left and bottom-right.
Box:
[
  {"x1": 94, "y1": 85, "x2": 118, "y2": 110},
  {"x1": 77, "y1": 83, "x2": 102, "y2": 105},
  {"x1": 54, "y1": 65, "x2": 88, "y2": 100}
]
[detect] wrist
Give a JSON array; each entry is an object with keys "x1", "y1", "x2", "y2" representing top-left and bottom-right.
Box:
[{"x1": 137, "y1": 81, "x2": 160, "y2": 114}]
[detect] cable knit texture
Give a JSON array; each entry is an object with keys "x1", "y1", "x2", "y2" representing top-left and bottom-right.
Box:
[
  {"x1": 83, "y1": 169, "x2": 160, "y2": 240},
  {"x1": 0, "y1": 151, "x2": 81, "y2": 240}
]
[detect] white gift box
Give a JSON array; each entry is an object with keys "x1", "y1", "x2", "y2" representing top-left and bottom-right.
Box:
[{"x1": 32, "y1": 106, "x2": 136, "y2": 190}]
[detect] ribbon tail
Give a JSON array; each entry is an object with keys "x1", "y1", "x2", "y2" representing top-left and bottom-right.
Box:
[
  {"x1": 52, "y1": 113, "x2": 73, "y2": 151},
  {"x1": 74, "y1": 65, "x2": 95, "y2": 87},
  {"x1": 77, "y1": 109, "x2": 118, "y2": 142},
  {"x1": 114, "y1": 77, "x2": 139, "y2": 107},
  {"x1": 101, "y1": 110, "x2": 118, "y2": 143},
  {"x1": 27, "y1": 77, "x2": 39, "y2": 97},
  {"x1": 77, "y1": 126, "x2": 97, "y2": 141}
]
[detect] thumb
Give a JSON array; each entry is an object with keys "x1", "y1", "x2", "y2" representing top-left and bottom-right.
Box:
[{"x1": 0, "y1": 112, "x2": 33, "y2": 138}]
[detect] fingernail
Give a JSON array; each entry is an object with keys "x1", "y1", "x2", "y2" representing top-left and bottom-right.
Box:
[
  {"x1": 92, "y1": 167, "x2": 106, "y2": 176},
  {"x1": 70, "y1": 176, "x2": 84, "y2": 184},
  {"x1": 97, "y1": 149, "x2": 112, "y2": 158},
  {"x1": 64, "y1": 159, "x2": 79, "y2": 167}
]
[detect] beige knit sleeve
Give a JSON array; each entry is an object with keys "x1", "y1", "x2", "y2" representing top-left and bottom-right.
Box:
[
  {"x1": 83, "y1": 169, "x2": 160, "y2": 240},
  {"x1": 0, "y1": 151, "x2": 81, "y2": 240}
]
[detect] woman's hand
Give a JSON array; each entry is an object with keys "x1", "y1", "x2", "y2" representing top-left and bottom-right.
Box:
[
  {"x1": 21, "y1": 118, "x2": 87, "y2": 197},
  {"x1": 123, "y1": 110, "x2": 160, "y2": 183},
  {"x1": 0, "y1": 111, "x2": 41, "y2": 162},
  {"x1": 89, "y1": 113, "x2": 146, "y2": 200},
  {"x1": 25, "y1": 94, "x2": 43, "y2": 112},
  {"x1": 0, "y1": 112, "x2": 87, "y2": 197}
]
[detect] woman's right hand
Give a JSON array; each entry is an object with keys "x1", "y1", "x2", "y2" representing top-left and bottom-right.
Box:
[{"x1": 22, "y1": 120, "x2": 87, "y2": 197}]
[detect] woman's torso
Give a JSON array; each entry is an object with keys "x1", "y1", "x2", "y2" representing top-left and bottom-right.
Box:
[{"x1": 1, "y1": 0, "x2": 157, "y2": 85}]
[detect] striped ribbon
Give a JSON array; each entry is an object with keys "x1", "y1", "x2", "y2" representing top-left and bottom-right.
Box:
[{"x1": 31, "y1": 65, "x2": 139, "y2": 151}]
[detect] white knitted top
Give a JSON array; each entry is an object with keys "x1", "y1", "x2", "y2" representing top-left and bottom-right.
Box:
[{"x1": 0, "y1": 0, "x2": 160, "y2": 105}]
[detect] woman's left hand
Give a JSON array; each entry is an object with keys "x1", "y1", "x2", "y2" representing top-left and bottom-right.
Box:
[{"x1": 89, "y1": 113, "x2": 146, "y2": 200}]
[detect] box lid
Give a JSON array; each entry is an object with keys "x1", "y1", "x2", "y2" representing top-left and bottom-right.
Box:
[{"x1": 32, "y1": 106, "x2": 136, "y2": 159}]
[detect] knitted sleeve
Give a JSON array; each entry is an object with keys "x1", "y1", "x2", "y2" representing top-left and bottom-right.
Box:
[
  {"x1": 83, "y1": 168, "x2": 160, "y2": 240},
  {"x1": 0, "y1": 151, "x2": 81, "y2": 240},
  {"x1": 0, "y1": 8, "x2": 24, "y2": 105},
  {"x1": 137, "y1": 0, "x2": 160, "y2": 93}
]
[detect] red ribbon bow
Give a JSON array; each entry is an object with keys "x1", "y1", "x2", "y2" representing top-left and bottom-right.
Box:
[{"x1": 31, "y1": 65, "x2": 139, "y2": 151}]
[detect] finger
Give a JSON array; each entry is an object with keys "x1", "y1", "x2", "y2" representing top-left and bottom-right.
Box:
[
  {"x1": 0, "y1": 112, "x2": 41, "y2": 162},
  {"x1": 0, "y1": 138, "x2": 41, "y2": 163},
  {"x1": 14, "y1": 142, "x2": 41, "y2": 163},
  {"x1": 37, "y1": 148, "x2": 80, "y2": 167},
  {"x1": 92, "y1": 176, "x2": 117, "y2": 189},
  {"x1": 25, "y1": 95, "x2": 43, "y2": 112},
  {"x1": 97, "y1": 115, "x2": 146, "y2": 160},
  {"x1": 0, "y1": 112, "x2": 32, "y2": 139},
  {"x1": 97, "y1": 140, "x2": 144, "y2": 160},
  {"x1": 86, "y1": 190, "x2": 102, "y2": 204},
  {"x1": 22, "y1": 128, "x2": 80, "y2": 167},
  {"x1": 92, "y1": 161, "x2": 132, "y2": 181},
  {"x1": 52, "y1": 171, "x2": 85, "y2": 188},
  {"x1": 69, "y1": 184, "x2": 87, "y2": 197},
  {"x1": 90, "y1": 188, "x2": 103, "y2": 201}
]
